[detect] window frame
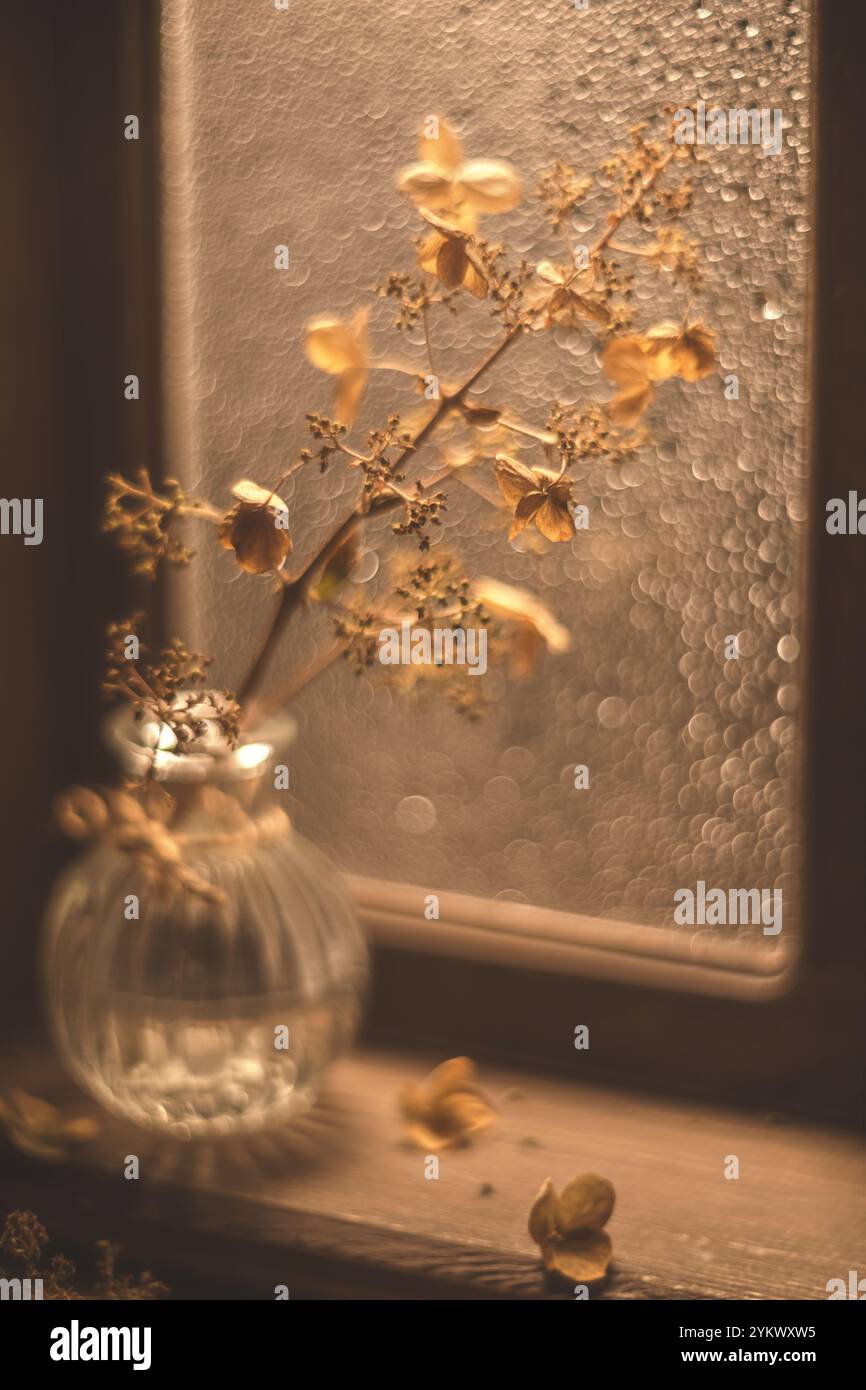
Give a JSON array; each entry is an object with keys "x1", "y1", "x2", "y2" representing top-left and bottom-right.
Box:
[
  {"x1": 354, "y1": 0, "x2": 865, "y2": 1124},
  {"x1": 29, "y1": 0, "x2": 860, "y2": 1122},
  {"x1": 0, "y1": 0, "x2": 162, "y2": 1045}
]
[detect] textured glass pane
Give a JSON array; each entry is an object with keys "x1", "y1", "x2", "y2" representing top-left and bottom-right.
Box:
[{"x1": 162, "y1": 0, "x2": 811, "y2": 944}]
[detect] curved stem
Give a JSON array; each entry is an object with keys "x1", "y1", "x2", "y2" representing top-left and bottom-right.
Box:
[
  {"x1": 236, "y1": 145, "x2": 680, "y2": 710},
  {"x1": 237, "y1": 322, "x2": 524, "y2": 706},
  {"x1": 246, "y1": 637, "x2": 350, "y2": 721},
  {"x1": 591, "y1": 148, "x2": 675, "y2": 255},
  {"x1": 370, "y1": 358, "x2": 424, "y2": 377}
]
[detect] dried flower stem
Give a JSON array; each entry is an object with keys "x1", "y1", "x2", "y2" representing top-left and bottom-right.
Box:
[
  {"x1": 421, "y1": 301, "x2": 438, "y2": 378},
  {"x1": 239, "y1": 144, "x2": 681, "y2": 706},
  {"x1": 237, "y1": 323, "x2": 524, "y2": 704},
  {"x1": 108, "y1": 475, "x2": 223, "y2": 524},
  {"x1": 249, "y1": 638, "x2": 350, "y2": 721},
  {"x1": 99, "y1": 115, "x2": 703, "y2": 727},
  {"x1": 592, "y1": 148, "x2": 676, "y2": 256}
]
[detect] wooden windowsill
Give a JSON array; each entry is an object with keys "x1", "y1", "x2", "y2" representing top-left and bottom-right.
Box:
[{"x1": 2, "y1": 1046, "x2": 864, "y2": 1300}]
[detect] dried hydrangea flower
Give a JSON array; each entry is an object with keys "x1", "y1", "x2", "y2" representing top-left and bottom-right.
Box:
[
  {"x1": 398, "y1": 116, "x2": 521, "y2": 223},
  {"x1": 0, "y1": 1090, "x2": 99, "y2": 1163},
  {"x1": 97, "y1": 110, "x2": 716, "y2": 725},
  {"x1": 534, "y1": 260, "x2": 610, "y2": 329},
  {"x1": 494, "y1": 454, "x2": 575, "y2": 542},
  {"x1": 528, "y1": 1173, "x2": 616, "y2": 1284},
  {"x1": 602, "y1": 320, "x2": 715, "y2": 427},
  {"x1": 399, "y1": 1056, "x2": 496, "y2": 1150},
  {"x1": 219, "y1": 479, "x2": 292, "y2": 575},
  {"x1": 641, "y1": 320, "x2": 715, "y2": 380},
  {"x1": 305, "y1": 307, "x2": 369, "y2": 426},
  {"x1": 472, "y1": 576, "x2": 570, "y2": 677},
  {"x1": 416, "y1": 208, "x2": 489, "y2": 298}
]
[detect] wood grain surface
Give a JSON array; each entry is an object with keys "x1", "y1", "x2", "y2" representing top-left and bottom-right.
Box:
[{"x1": 2, "y1": 1047, "x2": 863, "y2": 1299}]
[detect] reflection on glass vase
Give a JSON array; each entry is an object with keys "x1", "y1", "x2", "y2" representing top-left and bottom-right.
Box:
[{"x1": 42, "y1": 699, "x2": 368, "y2": 1139}]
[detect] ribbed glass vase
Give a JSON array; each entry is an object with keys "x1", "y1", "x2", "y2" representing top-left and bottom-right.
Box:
[{"x1": 42, "y1": 699, "x2": 367, "y2": 1139}]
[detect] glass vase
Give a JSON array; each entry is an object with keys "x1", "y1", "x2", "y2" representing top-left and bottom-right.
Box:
[{"x1": 42, "y1": 699, "x2": 368, "y2": 1139}]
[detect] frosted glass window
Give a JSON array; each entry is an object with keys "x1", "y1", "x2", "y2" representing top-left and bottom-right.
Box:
[{"x1": 162, "y1": 0, "x2": 811, "y2": 944}]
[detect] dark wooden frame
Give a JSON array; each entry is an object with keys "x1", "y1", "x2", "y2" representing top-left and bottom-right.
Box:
[
  {"x1": 0, "y1": 0, "x2": 863, "y2": 1311},
  {"x1": 0, "y1": 0, "x2": 164, "y2": 1044},
  {"x1": 2, "y1": 1, "x2": 862, "y2": 1126}
]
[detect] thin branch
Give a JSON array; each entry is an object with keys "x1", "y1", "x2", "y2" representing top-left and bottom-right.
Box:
[
  {"x1": 591, "y1": 148, "x2": 675, "y2": 256},
  {"x1": 247, "y1": 638, "x2": 350, "y2": 720},
  {"x1": 108, "y1": 477, "x2": 223, "y2": 524},
  {"x1": 237, "y1": 323, "x2": 524, "y2": 706},
  {"x1": 370, "y1": 358, "x2": 424, "y2": 377},
  {"x1": 606, "y1": 240, "x2": 659, "y2": 259},
  {"x1": 421, "y1": 301, "x2": 438, "y2": 379},
  {"x1": 334, "y1": 440, "x2": 372, "y2": 465},
  {"x1": 237, "y1": 139, "x2": 680, "y2": 711}
]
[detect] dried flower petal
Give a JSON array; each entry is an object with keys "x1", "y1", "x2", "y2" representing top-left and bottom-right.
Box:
[
  {"x1": 229, "y1": 479, "x2": 287, "y2": 509},
  {"x1": 602, "y1": 322, "x2": 715, "y2": 426},
  {"x1": 528, "y1": 1177, "x2": 558, "y2": 1246},
  {"x1": 424, "y1": 1056, "x2": 477, "y2": 1098},
  {"x1": 305, "y1": 308, "x2": 369, "y2": 426},
  {"x1": 398, "y1": 164, "x2": 453, "y2": 208},
  {"x1": 472, "y1": 579, "x2": 568, "y2": 655},
  {"x1": 533, "y1": 261, "x2": 610, "y2": 329},
  {"x1": 536, "y1": 260, "x2": 566, "y2": 286},
  {"x1": 555, "y1": 1173, "x2": 616, "y2": 1233},
  {"x1": 399, "y1": 1056, "x2": 496, "y2": 1149},
  {"x1": 494, "y1": 456, "x2": 575, "y2": 543},
  {"x1": 461, "y1": 402, "x2": 502, "y2": 429},
  {"x1": 399, "y1": 120, "x2": 521, "y2": 223},
  {"x1": 534, "y1": 486, "x2": 576, "y2": 542},
  {"x1": 643, "y1": 320, "x2": 715, "y2": 381},
  {"x1": 510, "y1": 490, "x2": 547, "y2": 536},
  {"x1": 601, "y1": 334, "x2": 649, "y2": 385},
  {"x1": 528, "y1": 1172, "x2": 616, "y2": 1286},
  {"x1": 305, "y1": 315, "x2": 367, "y2": 374},
  {"x1": 548, "y1": 287, "x2": 610, "y2": 330},
  {"x1": 456, "y1": 159, "x2": 522, "y2": 214},
  {"x1": 335, "y1": 367, "x2": 368, "y2": 427},
  {"x1": 493, "y1": 454, "x2": 542, "y2": 506},
  {"x1": 436, "y1": 234, "x2": 473, "y2": 290},
  {"x1": 544, "y1": 1229, "x2": 613, "y2": 1283},
  {"x1": 0, "y1": 1090, "x2": 100, "y2": 1163},
  {"x1": 417, "y1": 208, "x2": 489, "y2": 298},
  {"x1": 418, "y1": 117, "x2": 463, "y2": 177},
  {"x1": 608, "y1": 379, "x2": 655, "y2": 428},
  {"x1": 219, "y1": 486, "x2": 292, "y2": 575}
]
